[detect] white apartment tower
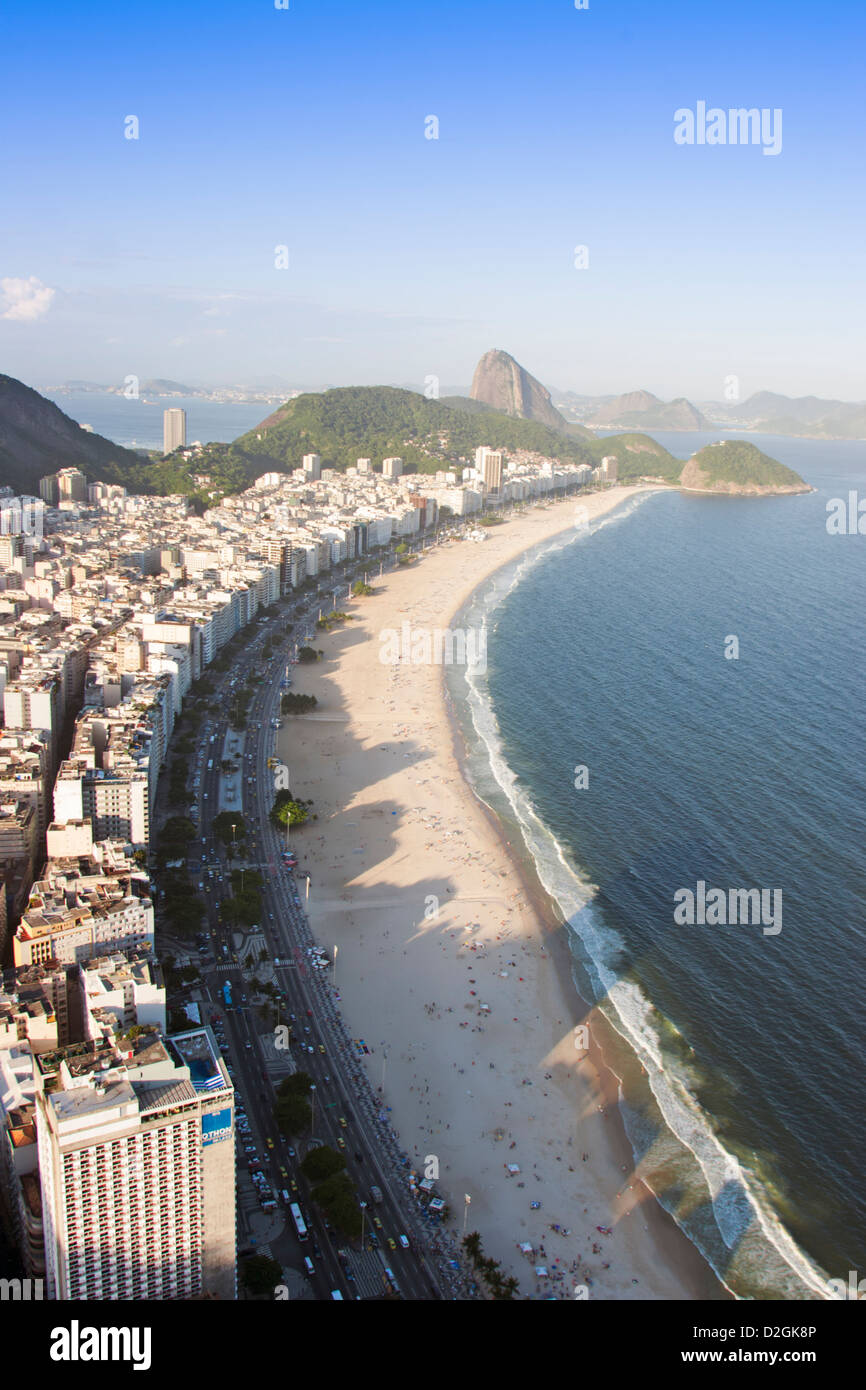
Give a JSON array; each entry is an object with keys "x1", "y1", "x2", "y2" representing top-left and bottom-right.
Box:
[
  {"x1": 382, "y1": 457, "x2": 403, "y2": 480},
  {"x1": 476, "y1": 446, "x2": 504, "y2": 493},
  {"x1": 56, "y1": 468, "x2": 88, "y2": 503},
  {"x1": 302, "y1": 454, "x2": 322, "y2": 480},
  {"x1": 163, "y1": 409, "x2": 187, "y2": 456}
]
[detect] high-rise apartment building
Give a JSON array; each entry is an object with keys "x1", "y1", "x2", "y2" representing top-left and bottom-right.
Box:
[
  {"x1": 36, "y1": 1025, "x2": 236, "y2": 1300},
  {"x1": 476, "y1": 447, "x2": 504, "y2": 494},
  {"x1": 39, "y1": 475, "x2": 59, "y2": 507},
  {"x1": 53, "y1": 763, "x2": 150, "y2": 848},
  {"x1": 56, "y1": 469, "x2": 88, "y2": 504},
  {"x1": 163, "y1": 409, "x2": 187, "y2": 456},
  {"x1": 382, "y1": 457, "x2": 403, "y2": 480},
  {"x1": 302, "y1": 453, "x2": 322, "y2": 480}
]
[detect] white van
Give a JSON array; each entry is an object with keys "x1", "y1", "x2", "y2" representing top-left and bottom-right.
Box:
[
  {"x1": 398, "y1": 1234, "x2": 409, "y2": 1250},
  {"x1": 303, "y1": 1256, "x2": 315, "y2": 1277}
]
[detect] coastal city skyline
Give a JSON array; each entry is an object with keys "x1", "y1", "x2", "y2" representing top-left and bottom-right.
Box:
[{"x1": 0, "y1": 0, "x2": 861, "y2": 1358}]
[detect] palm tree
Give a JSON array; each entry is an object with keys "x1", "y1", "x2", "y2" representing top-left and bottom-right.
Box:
[{"x1": 462, "y1": 1231, "x2": 482, "y2": 1264}]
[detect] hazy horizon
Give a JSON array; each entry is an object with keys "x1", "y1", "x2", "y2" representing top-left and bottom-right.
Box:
[{"x1": 33, "y1": 371, "x2": 866, "y2": 408}]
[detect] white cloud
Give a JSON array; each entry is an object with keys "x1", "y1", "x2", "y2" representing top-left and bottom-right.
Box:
[{"x1": 0, "y1": 276, "x2": 56, "y2": 322}]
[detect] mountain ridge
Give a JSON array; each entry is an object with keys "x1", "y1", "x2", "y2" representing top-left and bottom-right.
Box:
[{"x1": 0, "y1": 373, "x2": 809, "y2": 500}]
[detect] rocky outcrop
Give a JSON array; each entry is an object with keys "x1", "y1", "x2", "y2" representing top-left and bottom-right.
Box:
[{"x1": 469, "y1": 350, "x2": 567, "y2": 431}]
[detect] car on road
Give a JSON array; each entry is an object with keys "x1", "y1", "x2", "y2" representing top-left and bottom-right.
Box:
[
  {"x1": 398, "y1": 1234, "x2": 409, "y2": 1250},
  {"x1": 338, "y1": 1116, "x2": 347, "y2": 1128},
  {"x1": 337, "y1": 1136, "x2": 346, "y2": 1150},
  {"x1": 279, "y1": 1166, "x2": 288, "y2": 1179},
  {"x1": 266, "y1": 1137, "x2": 275, "y2": 1150},
  {"x1": 373, "y1": 1216, "x2": 382, "y2": 1230},
  {"x1": 387, "y1": 1237, "x2": 396, "y2": 1251},
  {"x1": 318, "y1": 1044, "x2": 326, "y2": 1055},
  {"x1": 290, "y1": 1179, "x2": 299, "y2": 1194}
]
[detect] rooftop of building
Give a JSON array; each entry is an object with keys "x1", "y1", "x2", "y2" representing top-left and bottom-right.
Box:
[{"x1": 170, "y1": 1027, "x2": 231, "y2": 1095}]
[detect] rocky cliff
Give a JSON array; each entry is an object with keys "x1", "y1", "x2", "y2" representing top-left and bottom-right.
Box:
[{"x1": 469, "y1": 349, "x2": 568, "y2": 432}]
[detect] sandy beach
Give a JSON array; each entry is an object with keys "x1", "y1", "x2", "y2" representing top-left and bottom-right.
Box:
[{"x1": 278, "y1": 485, "x2": 724, "y2": 1299}]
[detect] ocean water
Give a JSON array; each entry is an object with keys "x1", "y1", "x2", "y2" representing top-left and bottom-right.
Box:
[
  {"x1": 448, "y1": 434, "x2": 866, "y2": 1300},
  {"x1": 45, "y1": 391, "x2": 272, "y2": 450}
]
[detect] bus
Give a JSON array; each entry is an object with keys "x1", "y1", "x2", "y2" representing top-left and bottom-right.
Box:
[
  {"x1": 289, "y1": 1202, "x2": 308, "y2": 1242},
  {"x1": 207, "y1": 759, "x2": 213, "y2": 771},
  {"x1": 222, "y1": 981, "x2": 232, "y2": 1009}
]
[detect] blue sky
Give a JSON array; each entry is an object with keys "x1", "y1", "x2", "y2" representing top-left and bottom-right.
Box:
[{"x1": 0, "y1": 0, "x2": 863, "y2": 400}]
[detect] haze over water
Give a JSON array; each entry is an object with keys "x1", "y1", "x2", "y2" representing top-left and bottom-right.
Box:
[{"x1": 453, "y1": 433, "x2": 866, "y2": 1298}]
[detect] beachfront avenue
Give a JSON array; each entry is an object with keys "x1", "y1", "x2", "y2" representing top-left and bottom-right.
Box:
[{"x1": 158, "y1": 569, "x2": 472, "y2": 1300}]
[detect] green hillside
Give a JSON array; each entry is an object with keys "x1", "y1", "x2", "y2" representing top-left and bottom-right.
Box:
[
  {"x1": 584, "y1": 432, "x2": 683, "y2": 483},
  {"x1": 211, "y1": 385, "x2": 599, "y2": 476},
  {"x1": 0, "y1": 374, "x2": 146, "y2": 496}
]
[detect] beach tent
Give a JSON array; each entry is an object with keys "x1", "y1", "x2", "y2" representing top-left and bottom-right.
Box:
[
  {"x1": 535, "y1": 1266, "x2": 549, "y2": 1278},
  {"x1": 519, "y1": 1242, "x2": 533, "y2": 1255},
  {"x1": 507, "y1": 1163, "x2": 521, "y2": 1175}
]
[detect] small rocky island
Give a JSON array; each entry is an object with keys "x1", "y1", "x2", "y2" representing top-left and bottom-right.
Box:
[{"x1": 679, "y1": 440, "x2": 811, "y2": 495}]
